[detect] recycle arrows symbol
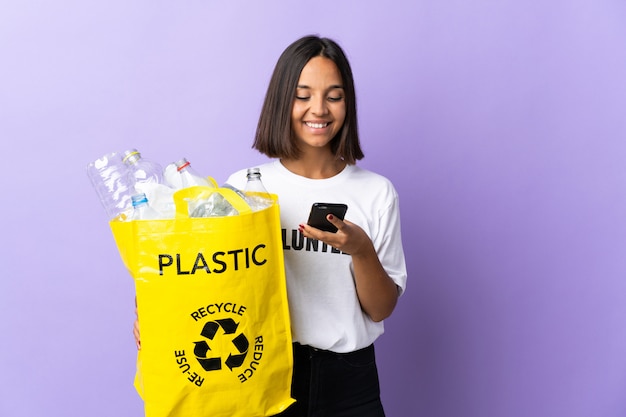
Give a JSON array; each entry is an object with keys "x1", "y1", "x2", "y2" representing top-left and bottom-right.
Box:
[
  {"x1": 193, "y1": 318, "x2": 249, "y2": 372},
  {"x1": 200, "y1": 318, "x2": 239, "y2": 339},
  {"x1": 225, "y1": 333, "x2": 249, "y2": 370}
]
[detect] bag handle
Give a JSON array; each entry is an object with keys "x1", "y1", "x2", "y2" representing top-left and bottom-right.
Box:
[{"x1": 173, "y1": 184, "x2": 253, "y2": 218}]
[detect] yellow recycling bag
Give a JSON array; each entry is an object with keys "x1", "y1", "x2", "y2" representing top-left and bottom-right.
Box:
[{"x1": 110, "y1": 185, "x2": 295, "y2": 417}]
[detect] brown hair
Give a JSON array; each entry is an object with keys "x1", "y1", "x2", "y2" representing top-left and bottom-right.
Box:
[{"x1": 253, "y1": 35, "x2": 364, "y2": 163}]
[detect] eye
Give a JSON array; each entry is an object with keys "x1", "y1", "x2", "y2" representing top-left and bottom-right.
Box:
[
  {"x1": 327, "y1": 96, "x2": 344, "y2": 102},
  {"x1": 295, "y1": 96, "x2": 310, "y2": 101}
]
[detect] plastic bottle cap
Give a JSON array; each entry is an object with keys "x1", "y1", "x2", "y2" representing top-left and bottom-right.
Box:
[
  {"x1": 247, "y1": 167, "x2": 261, "y2": 178},
  {"x1": 175, "y1": 158, "x2": 191, "y2": 171},
  {"x1": 131, "y1": 193, "x2": 149, "y2": 206},
  {"x1": 122, "y1": 149, "x2": 141, "y2": 164}
]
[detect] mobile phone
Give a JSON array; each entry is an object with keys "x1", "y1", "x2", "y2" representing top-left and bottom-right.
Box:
[{"x1": 307, "y1": 203, "x2": 348, "y2": 233}]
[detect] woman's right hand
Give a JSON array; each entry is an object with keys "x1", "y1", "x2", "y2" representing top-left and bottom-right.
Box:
[{"x1": 133, "y1": 306, "x2": 141, "y2": 350}]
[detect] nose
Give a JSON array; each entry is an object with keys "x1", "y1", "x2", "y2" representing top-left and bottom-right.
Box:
[{"x1": 310, "y1": 96, "x2": 328, "y2": 116}]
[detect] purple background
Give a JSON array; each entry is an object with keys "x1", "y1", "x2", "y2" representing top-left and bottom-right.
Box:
[{"x1": 2, "y1": 1, "x2": 626, "y2": 416}]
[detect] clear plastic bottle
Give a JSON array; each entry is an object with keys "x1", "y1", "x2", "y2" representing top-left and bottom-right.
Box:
[
  {"x1": 86, "y1": 151, "x2": 134, "y2": 220},
  {"x1": 129, "y1": 193, "x2": 161, "y2": 220},
  {"x1": 175, "y1": 158, "x2": 211, "y2": 188},
  {"x1": 243, "y1": 167, "x2": 273, "y2": 211},
  {"x1": 122, "y1": 149, "x2": 164, "y2": 192}
]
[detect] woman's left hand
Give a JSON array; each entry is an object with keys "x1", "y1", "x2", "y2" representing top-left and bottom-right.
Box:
[{"x1": 298, "y1": 214, "x2": 369, "y2": 256}]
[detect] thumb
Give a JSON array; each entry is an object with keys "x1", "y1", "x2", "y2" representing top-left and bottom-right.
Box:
[{"x1": 326, "y1": 213, "x2": 345, "y2": 231}]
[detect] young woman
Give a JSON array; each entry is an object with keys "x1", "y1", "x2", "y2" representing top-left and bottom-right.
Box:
[
  {"x1": 225, "y1": 35, "x2": 407, "y2": 416},
  {"x1": 134, "y1": 35, "x2": 407, "y2": 416}
]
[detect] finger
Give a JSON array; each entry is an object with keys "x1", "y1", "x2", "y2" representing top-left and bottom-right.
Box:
[
  {"x1": 299, "y1": 222, "x2": 317, "y2": 238},
  {"x1": 299, "y1": 223, "x2": 331, "y2": 243},
  {"x1": 326, "y1": 213, "x2": 345, "y2": 231},
  {"x1": 133, "y1": 320, "x2": 141, "y2": 350}
]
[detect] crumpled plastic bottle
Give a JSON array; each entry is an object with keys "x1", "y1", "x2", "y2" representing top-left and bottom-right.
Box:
[
  {"x1": 189, "y1": 192, "x2": 239, "y2": 217},
  {"x1": 86, "y1": 152, "x2": 135, "y2": 220},
  {"x1": 122, "y1": 149, "x2": 164, "y2": 192}
]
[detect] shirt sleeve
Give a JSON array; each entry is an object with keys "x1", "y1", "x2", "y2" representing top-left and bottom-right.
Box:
[{"x1": 372, "y1": 186, "x2": 408, "y2": 296}]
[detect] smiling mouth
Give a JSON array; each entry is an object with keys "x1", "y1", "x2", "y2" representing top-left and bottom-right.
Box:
[{"x1": 305, "y1": 122, "x2": 329, "y2": 129}]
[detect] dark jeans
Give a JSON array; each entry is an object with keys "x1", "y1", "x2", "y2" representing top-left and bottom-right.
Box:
[{"x1": 276, "y1": 342, "x2": 386, "y2": 417}]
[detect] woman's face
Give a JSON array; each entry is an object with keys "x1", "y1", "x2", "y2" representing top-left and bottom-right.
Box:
[{"x1": 291, "y1": 56, "x2": 346, "y2": 154}]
